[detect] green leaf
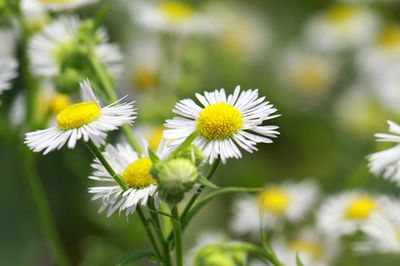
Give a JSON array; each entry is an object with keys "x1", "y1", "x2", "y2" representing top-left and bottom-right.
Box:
[
  {"x1": 148, "y1": 148, "x2": 159, "y2": 163},
  {"x1": 182, "y1": 187, "x2": 261, "y2": 227},
  {"x1": 296, "y1": 253, "x2": 304, "y2": 266},
  {"x1": 197, "y1": 176, "x2": 219, "y2": 189},
  {"x1": 116, "y1": 251, "x2": 157, "y2": 266}
]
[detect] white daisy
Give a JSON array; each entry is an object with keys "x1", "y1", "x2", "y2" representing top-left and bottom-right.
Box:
[
  {"x1": 368, "y1": 121, "x2": 400, "y2": 185},
  {"x1": 25, "y1": 79, "x2": 135, "y2": 154},
  {"x1": 231, "y1": 180, "x2": 319, "y2": 235},
  {"x1": 269, "y1": 228, "x2": 340, "y2": 266},
  {"x1": 163, "y1": 86, "x2": 280, "y2": 164},
  {"x1": 88, "y1": 142, "x2": 158, "y2": 217},
  {"x1": 29, "y1": 0, "x2": 98, "y2": 11},
  {"x1": 356, "y1": 198, "x2": 400, "y2": 253},
  {"x1": 278, "y1": 48, "x2": 338, "y2": 99},
  {"x1": 131, "y1": 1, "x2": 216, "y2": 35},
  {"x1": 0, "y1": 28, "x2": 17, "y2": 56},
  {"x1": 29, "y1": 16, "x2": 122, "y2": 78},
  {"x1": 304, "y1": 5, "x2": 380, "y2": 53},
  {"x1": 21, "y1": 0, "x2": 49, "y2": 31},
  {"x1": 317, "y1": 191, "x2": 386, "y2": 237},
  {"x1": 0, "y1": 56, "x2": 18, "y2": 95}
]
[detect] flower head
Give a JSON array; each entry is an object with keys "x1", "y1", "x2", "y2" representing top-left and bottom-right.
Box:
[
  {"x1": 317, "y1": 191, "x2": 385, "y2": 237},
  {"x1": 25, "y1": 79, "x2": 135, "y2": 154},
  {"x1": 88, "y1": 142, "x2": 158, "y2": 217},
  {"x1": 26, "y1": 0, "x2": 98, "y2": 11},
  {"x1": 163, "y1": 86, "x2": 280, "y2": 163},
  {"x1": 231, "y1": 180, "x2": 318, "y2": 235}
]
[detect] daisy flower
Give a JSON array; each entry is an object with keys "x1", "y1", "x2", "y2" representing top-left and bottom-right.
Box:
[
  {"x1": 304, "y1": 5, "x2": 380, "y2": 53},
  {"x1": 163, "y1": 86, "x2": 280, "y2": 164},
  {"x1": 0, "y1": 57, "x2": 18, "y2": 95},
  {"x1": 355, "y1": 198, "x2": 400, "y2": 253},
  {"x1": 25, "y1": 79, "x2": 135, "y2": 154},
  {"x1": 317, "y1": 191, "x2": 385, "y2": 237},
  {"x1": 368, "y1": 121, "x2": 400, "y2": 185},
  {"x1": 278, "y1": 48, "x2": 338, "y2": 99},
  {"x1": 230, "y1": 180, "x2": 319, "y2": 235},
  {"x1": 29, "y1": 16, "x2": 122, "y2": 78},
  {"x1": 88, "y1": 142, "x2": 159, "y2": 217},
  {"x1": 131, "y1": 1, "x2": 216, "y2": 35},
  {"x1": 269, "y1": 228, "x2": 340, "y2": 266}
]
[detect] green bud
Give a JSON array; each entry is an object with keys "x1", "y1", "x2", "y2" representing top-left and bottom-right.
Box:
[
  {"x1": 154, "y1": 158, "x2": 198, "y2": 205},
  {"x1": 170, "y1": 144, "x2": 205, "y2": 166},
  {"x1": 54, "y1": 68, "x2": 85, "y2": 94},
  {"x1": 192, "y1": 245, "x2": 246, "y2": 266}
]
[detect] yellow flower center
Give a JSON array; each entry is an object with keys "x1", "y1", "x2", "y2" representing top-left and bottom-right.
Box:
[
  {"x1": 345, "y1": 196, "x2": 376, "y2": 220},
  {"x1": 197, "y1": 103, "x2": 242, "y2": 140},
  {"x1": 291, "y1": 61, "x2": 331, "y2": 92},
  {"x1": 57, "y1": 102, "x2": 100, "y2": 130},
  {"x1": 132, "y1": 69, "x2": 156, "y2": 91},
  {"x1": 39, "y1": 0, "x2": 71, "y2": 3},
  {"x1": 49, "y1": 93, "x2": 70, "y2": 114},
  {"x1": 327, "y1": 6, "x2": 356, "y2": 24},
  {"x1": 377, "y1": 25, "x2": 400, "y2": 50},
  {"x1": 290, "y1": 241, "x2": 322, "y2": 261},
  {"x1": 122, "y1": 158, "x2": 156, "y2": 189},
  {"x1": 148, "y1": 126, "x2": 164, "y2": 151},
  {"x1": 161, "y1": 2, "x2": 194, "y2": 22},
  {"x1": 257, "y1": 187, "x2": 290, "y2": 214}
]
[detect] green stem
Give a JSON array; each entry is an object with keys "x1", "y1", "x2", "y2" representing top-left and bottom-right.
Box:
[
  {"x1": 88, "y1": 52, "x2": 143, "y2": 155},
  {"x1": 171, "y1": 207, "x2": 183, "y2": 266},
  {"x1": 83, "y1": 140, "x2": 128, "y2": 190},
  {"x1": 19, "y1": 149, "x2": 71, "y2": 266},
  {"x1": 149, "y1": 201, "x2": 171, "y2": 266},
  {"x1": 137, "y1": 207, "x2": 163, "y2": 262}
]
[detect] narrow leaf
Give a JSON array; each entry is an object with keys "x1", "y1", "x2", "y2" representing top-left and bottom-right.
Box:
[
  {"x1": 117, "y1": 251, "x2": 156, "y2": 266},
  {"x1": 169, "y1": 131, "x2": 198, "y2": 158},
  {"x1": 148, "y1": 148, "x2": 159, "y2": 163},
  {"x1": 296, "y1": 253, "x2": 304, "y2": 266},
  {"x1": 197, "y1": 176, "x2": 219, "y2": 189}
]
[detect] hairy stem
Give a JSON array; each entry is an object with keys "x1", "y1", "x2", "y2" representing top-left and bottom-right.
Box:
[{"x1": 171, "y1": 206, "x2": 183, "y2": 266}]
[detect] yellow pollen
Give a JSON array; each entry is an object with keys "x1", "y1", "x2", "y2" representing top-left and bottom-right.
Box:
[
  {"x1": 161, "y1": 2, "x2": 194, "y2": 22},
  {"x1": 39, "y1": 0, "x2": 71, "y2": 3},
  {"x1": 345, "y1": 196, "x2": 376, "y2": 220},
  {"x1": 56, "y1": 102, "x2": 100, "y2": 130},
  {"x1": 148, "y1": 127, "x2": 164, "y2": 151},
  {"x1": 257, "y1": 187, "x2": 290, "y2": 214},
  {"x1": 290, "y1": 241, "x2": 322, "y2": 261},
  {"x1": 49, "y1": 93, "x2": 70, "y2": 114},
  {"x1": 197, "y1": 103, "x2": 242, "y2": 140},
  {"x1": 122, "y1": 158, "x2": 156, "y2": 189},
  {"x1": 327, "y1": 6, "x2": 356, "y2": 24},
  {"x1": 377, "y1": 25, "x2": 400, "y2": 50}
]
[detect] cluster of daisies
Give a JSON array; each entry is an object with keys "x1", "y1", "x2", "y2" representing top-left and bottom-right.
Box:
[{"x1": 25, "y1": 81, "x2": 280, "y2": 217}]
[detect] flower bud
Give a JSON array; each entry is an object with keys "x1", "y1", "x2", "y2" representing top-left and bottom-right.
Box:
[
  {"x1": 154, "y1": 158, "x2": 198, "y2": 205},
  {"x1": 170, "y1": 144, "x2": 205, "y2": 167},
  {"x1": 192, "y1": 245, "x2": 246, "y2": 266}
]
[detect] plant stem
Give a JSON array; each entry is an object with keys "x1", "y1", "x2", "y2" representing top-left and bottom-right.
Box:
[
  {"x1": 171, "y1": 206, "x2": 183, "y2": 266},
  {"x1": 19, "y1": 149, "x2": 71, "y2": 266},
  {"x1": 137, "y1": 207, "x2": 163, "y2": 262},
  {"x1": 83, "y1": 140, "x2": 128, "y2": 190},
  {"x1": 88, "y1": 52, "x2": 143, "y2": 155}
]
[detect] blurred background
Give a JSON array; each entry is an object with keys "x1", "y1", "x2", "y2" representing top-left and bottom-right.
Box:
[{"x1": 2, "y1": 0, "x2": 400, "y2": 265}]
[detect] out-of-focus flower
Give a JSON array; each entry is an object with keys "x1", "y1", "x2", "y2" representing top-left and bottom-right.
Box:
[
  {"x1": 270, "y1": 228, "x2": 340, "y2": 266},
  {"x1": 278, "y1": 48, "x2": 338, "y2": 99},
  {"x1": 27, "y1": 0, "x2": 97, "y2": 11},
  {"x1": 357, "y1": 25, "x2": 400, "y2": 79},
  {"x1": 304, "y1": 5, "x2": 380, "y2": 52},
  {"x1": 131, "y1": 1, "x2": 216, "y2": 35},
  {"x1": 133, "y1": 124, "x2": 165, "y2": 152},
  {"x1": 207, "y1": 3, "x2": 270, "y2": 62},
  {"x1": 163, "y1": 86, "x2": 280, "y2": 164},
  {"x1": 317, "y1": 191, "x2": 386, "y2": 237},
  {"x1": 88, "y1": 142, "x2": 158, "y2": 217},
  {"x1": 29, "y1": 16, "x2": 122, "y2": 79},
  {"x1": 334, "y1": 85, "x2": 386, "y2": 136},
  {"x1": 356, "y1": 198, "x2": 400, "y2": 253},
  {"x1": 25, "y1": 79, "x2": 135, "y2": 154},
  {"x1": 231, "y1": 180, "x2": 319, "y2": 235},
  {"x1": 0, "y1": 56, "x2": 17, "y2": 95},
  {"x1": 0, "y1": 28, "x2": 17, "y2": 56},
  {"x1": 21, "y1": 0, "x2": 50, "y2": 31},
  {"x1": 368, "y1": 121, "x2": 400, "y2": 185}
]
